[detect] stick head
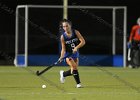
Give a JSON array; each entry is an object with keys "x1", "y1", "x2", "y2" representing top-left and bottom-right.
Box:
[{"x1": 36, "y1": 71, "x2": 40, "y2": 76}]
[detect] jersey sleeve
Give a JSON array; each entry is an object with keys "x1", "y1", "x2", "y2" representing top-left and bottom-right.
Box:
[{"x1": 129, "y1": 25, "x2": 137, "y2": 41}]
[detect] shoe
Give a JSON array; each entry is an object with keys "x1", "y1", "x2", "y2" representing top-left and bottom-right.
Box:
[
  {"x1": 60, "y1": 70, "x2": 65, "y2": 83},
  {"x1": 76, "y1": 84, "x2": 82, "y2": 88}
]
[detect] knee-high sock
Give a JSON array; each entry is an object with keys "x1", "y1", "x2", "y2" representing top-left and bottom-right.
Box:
[
  {"x1": 63, "y1": 69, "x2": 72, "y2": 77},
  {"x1": 72, "y1": 70, "x2": 81, "y2": 84}
]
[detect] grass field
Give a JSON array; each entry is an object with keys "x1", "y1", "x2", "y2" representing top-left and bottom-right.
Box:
[{"x1": 0, "y1": 66, "x2": 140, "y2": 100}]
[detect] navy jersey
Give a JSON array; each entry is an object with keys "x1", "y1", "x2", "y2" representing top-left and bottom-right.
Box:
[{"x1": 62, "y1": 30, "x2": 80, "y2": 53}]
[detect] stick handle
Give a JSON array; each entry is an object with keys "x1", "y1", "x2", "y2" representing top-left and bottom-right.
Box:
[
  {"x1": 36, "y1": 53, "x2": 72, "y2": 76},
  {"x1": 128, "y1": 48, "x2": 131, "y2": 61}
]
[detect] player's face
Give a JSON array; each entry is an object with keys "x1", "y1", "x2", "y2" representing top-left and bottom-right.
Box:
[
  {"x1": 138, "y1": 18, "x2": 140, "y2": 26},
  {"x1": 62, "y1": 22, "x2": 71, "y2": 32}
]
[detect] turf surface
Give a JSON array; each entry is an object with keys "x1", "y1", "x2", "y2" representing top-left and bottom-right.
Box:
[{"x1": 0, "y1": 66, "x2": 140, "y2": 100}]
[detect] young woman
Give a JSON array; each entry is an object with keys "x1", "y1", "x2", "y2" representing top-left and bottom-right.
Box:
[{"x1": 59, "y1": 19, "x2": 85, "y2": 88}]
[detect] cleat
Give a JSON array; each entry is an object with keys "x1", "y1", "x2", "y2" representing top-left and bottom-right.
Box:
[
  {"x1": 60, "y1": 70, "x2": 65, "y2": 83},
  {"x1": 76, "y1": 84, "x2": 82, "y2": 88}
]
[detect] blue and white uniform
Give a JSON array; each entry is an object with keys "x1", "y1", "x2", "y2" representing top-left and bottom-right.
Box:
[{"x1": 62, "y1": 30, "x2": 80, "y2": 59}]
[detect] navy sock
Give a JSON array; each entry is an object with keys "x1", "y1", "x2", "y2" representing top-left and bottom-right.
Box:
[
  {"x1": 72, "y1": 70, "x2": 81, "y2": 84},
  {"x1": 63, "y1": 69, "x2": 72, "y2": 77}
]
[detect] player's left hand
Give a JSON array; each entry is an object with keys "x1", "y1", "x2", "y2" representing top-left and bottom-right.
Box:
[
  {"x1": 58, "y1": 57, "x2": 63, "y2": 63},
  {"x1": 127, "y1": 42, "x2": 132, "y2": 48}
]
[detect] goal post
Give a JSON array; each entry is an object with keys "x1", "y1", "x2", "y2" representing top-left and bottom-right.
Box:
[
  {"x1": 15, "y1": 5, "x2": 29, "y2": 67},
  {"x1": 15, "y1": 5, "x2": 127, "y2": 67}
]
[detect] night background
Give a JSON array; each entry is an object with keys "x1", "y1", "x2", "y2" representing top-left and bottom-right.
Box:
[{"x1": 0, "y1": 0, "x2": 139, "y2": 65}]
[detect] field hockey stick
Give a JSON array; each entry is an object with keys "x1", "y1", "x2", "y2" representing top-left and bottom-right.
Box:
[
  {"x1": 128, "y1": 48, "x2": 131, "y2": 61},
  {"x1": 36, "y1": 53, "x2": 72, "y2": 76}
]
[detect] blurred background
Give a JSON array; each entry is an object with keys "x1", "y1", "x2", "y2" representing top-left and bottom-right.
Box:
[{"x1": 0, "y1": 0, "x2": 139, "y2": 66}]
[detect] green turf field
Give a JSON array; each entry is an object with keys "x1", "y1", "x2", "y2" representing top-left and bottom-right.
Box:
[{"x1": 0, "y1": 66, "x2": 140, "y2": 100}]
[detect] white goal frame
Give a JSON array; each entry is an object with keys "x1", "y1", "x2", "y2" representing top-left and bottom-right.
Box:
[{"x1": 15, "y1": 5, "x2": 127, "y2": 67}]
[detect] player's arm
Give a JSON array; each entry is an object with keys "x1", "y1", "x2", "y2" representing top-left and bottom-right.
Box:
[
  {"x1": 128, "y1": 26, "x2": 136, "y2": 48},
  {"x1": 59, "y1": 35, "x2": 66, "y2": 60},
  {"x1": 129, "y1": 26, "x2": 136, "y2": 42},
  {"x1": 73, "y1": 30, "x2": 86, "y2": 53}
]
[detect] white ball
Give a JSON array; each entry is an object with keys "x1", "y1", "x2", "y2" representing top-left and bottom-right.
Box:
[{"x1": 42, "y1": 85, "x2": 46, "y2": 88}]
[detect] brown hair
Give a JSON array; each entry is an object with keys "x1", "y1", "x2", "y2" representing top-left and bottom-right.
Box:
[{"x1": 59, "y1": 19, "x2": 72, "y2": 28}]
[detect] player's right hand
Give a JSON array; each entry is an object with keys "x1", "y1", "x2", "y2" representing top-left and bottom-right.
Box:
[{"x1": 72, "y1": 47, "x2": 78, "y2": 54}]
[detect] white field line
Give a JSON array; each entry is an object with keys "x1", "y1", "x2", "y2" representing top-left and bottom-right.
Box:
[{"x1": 0, "y1": 91, "x2": 139, "y2": 96}]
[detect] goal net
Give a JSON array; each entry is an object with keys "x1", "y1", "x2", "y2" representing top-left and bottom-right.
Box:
[{"x1": 15, "y1": 5, "x2": 127, "y2": 67}]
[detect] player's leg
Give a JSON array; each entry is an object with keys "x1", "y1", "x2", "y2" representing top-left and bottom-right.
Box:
[
  {"x1": 138, "y1": 49, "x2": 140, "y2": 68},
  {"x1": 59, "y1": 57, "x2": 73, "y2": 83},
  {"x1": 129, "y1": 40, "x2": 136, "y2": 68},
  {"x1": 131, "y1": 41, "x2": 140, "y2": 68},
  {"x1": 60, "y1": 68, "x2": 72, "y2": 83},
  {"x1": 66, "y1": 57, "x2": 81, "y2": 88},
  {"x1": 60, "y1": 57, "x2": 75, "y2": 83},
  {"x1": 132, "y1": 49, "x2": 140, "y2": 68}
]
